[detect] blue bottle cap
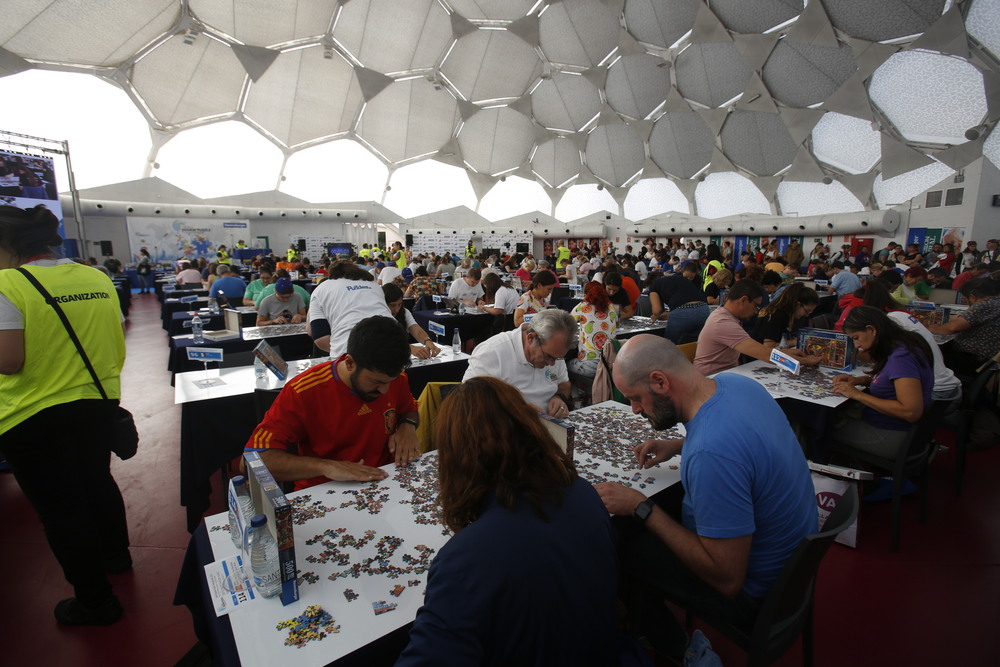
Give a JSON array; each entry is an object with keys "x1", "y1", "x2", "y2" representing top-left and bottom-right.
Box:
[
  {"x1": 250, "y1": 513, "x2": 267, "y2": 528},
  {"x1": 232, "y1": 475, "x2": 246, "y2": 486}
]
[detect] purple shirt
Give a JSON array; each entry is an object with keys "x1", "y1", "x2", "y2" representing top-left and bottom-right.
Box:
[{"x1": 865, "y1": 344, "x2": 933, "y2": 431}]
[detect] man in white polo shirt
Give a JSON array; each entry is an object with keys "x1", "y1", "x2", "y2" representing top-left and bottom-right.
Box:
[{"x1": 462, "y1": 309, "x2": 576, "y2": 418}]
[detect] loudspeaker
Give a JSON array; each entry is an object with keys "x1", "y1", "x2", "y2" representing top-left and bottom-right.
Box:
[
  {"x1": 405, "y1": 233, "x2": 413, "y2": 246},
  {"x1": 100, "y1": 240, "x2": 113, "y2": 256},
  {"x1": 992, "y1": 194, "x2": 1000, "y2": 207},
  {"x1": 297, "y1": 239, "x2": 306, "y2": 251}
]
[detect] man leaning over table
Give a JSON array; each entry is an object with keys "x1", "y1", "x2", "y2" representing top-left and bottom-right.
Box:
[
  {"x1": 462, "y1": 308, "x2": 576, "y2": 418},
  {"x1": 693, "y1": 280, "x2": 821, "y2": 376},
  {"x1": 595, "y1": 335, "x2": 817, "y2": 662},
  {"x1": 245, "y1": 316, "x2": 420, "y2": 490}
]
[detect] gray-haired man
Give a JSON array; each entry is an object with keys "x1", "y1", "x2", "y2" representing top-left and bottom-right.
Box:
[{"x1": 462, "y1": 308, "x2": 577, "y2": 417}]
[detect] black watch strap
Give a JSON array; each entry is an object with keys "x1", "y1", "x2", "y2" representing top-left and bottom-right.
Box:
[
  {"x1": 556, "y1": 392, "x2": 571, "y2": 405},
  {"x1": 633, "y1": 499, "x2": 655, "y2": 522}
]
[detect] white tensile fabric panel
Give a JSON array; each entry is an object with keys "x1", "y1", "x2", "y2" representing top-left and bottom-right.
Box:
[
  {"x1": 695, "y1": 172, "x2": 771, "y2": 218},
  {"x1": 335, "y1": 0, "x2": 453, "y2": 74},
  {"x1": 624, "y1": 0, "x2": 700, "y2": 50},
  {"x1": 539, "y1": 0, "x2": 621, "y2": 68},
  {"x1": 605, "y1": 54, "x2": 672, "y2": 120},
  {"x1": 531, "y1": 73, "x2": 602, "y2": 132},
  {"x1": 555, "y1": 183, "x2": 619, "y2": 221},
  {"x1": 870, "y1": 51, "x2": 987, "y2": 145},
  {"x1": 447, "y1": 0, "x2": 538, "y2": 21},
  {"x1": 479, "y1": 176, "x2": 552, "y2": 221},
  {"x1": 282, "y1": 140, "x2": 389, "y2": 203},
  {"x1": 383, "y1": 160, "x2": 477, "y2": 218},
  {"x1": 532, "y1": 137, "x2": 583, "y2": 188},
  {"x1": 190, "y1": 0, "x2": 333, "y2": 46},
  {"x1": 586, "y1": 124, "x2": 646, "y2": 188},
  {"x1": 776, "y1": 181, "x2": 864, "y2": 217},
  {"x1": 811, "y1": 112, "x2": 881, "y2": 175},
  {"x1": 0, "y1": 70, "x2": 150, "y2": 190},
  {"x1": 720, "y1": 110, "x2": 798, "y2": 177},
  {"x1": 155, "y1": 121, "x2": 283, "y2": 199},
  {"x1": 133, "y1": 35, "x2": 246, "y2": 127},
  {"x1": 822, "y1": 0, "x2": 946, "y2": 43},
  {"x1": 872, "y1": 160, "x2": 955, "y2": 209},
  {"x1": 356, "y1": 78, "x2": 460, "y2": 163},
  {"x1": 762, "y1": 40, "x2": 857, "y2": 108},
  {"x1": 674, "y1": 42, "x2": 752, "y2": 109},
  {"x1": 648, "y1": 111, "x2": 715, "y2": 179},
  {"x1": 967, "y1": 0, "x2": 1000, "y2": 63},
  {"x1": 625, "y1": 178, "x2": 692, "y2": 220},
  {"x1": 0, "y1": 0, "x2": 178, "y2": 67},
  {"x1": 707, "y1": 0, "x2": 803, "y2": 34},
  {"x1": 458, "y1": 107, "x2": 535, "y2": 175},
  {"x1": 244, "y1": 46, "x2": 364, "y2": 147},
  {"x1": 442, "y1": 29, "x2": 543, "y2": 102}
]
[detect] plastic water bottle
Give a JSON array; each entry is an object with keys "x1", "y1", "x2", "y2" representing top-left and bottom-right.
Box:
[
  {"x1": 254, "y1": 356, "x2": 267, "y2": 381},
  {"x1": 249, "y1": 514, "x2": 281, "y2": 598},
  {"x1": 209, "y1": 296, "x2": 220, "y2": 315},
  {"x1": 452, "y1": 329, "x2": 461, "y2": 355},
  {"x1": 228, "y1": 476, "x2": 255, "y2": 549},
  {"x1": 191, "y1": 315, "x2": 204, "y2": 344}
]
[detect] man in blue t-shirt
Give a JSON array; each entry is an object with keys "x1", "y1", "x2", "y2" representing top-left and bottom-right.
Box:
[
  {"x1": 211, "y1": 265, "x2": 246, "y2": 306},
  {"x1": 596, "y1": 334, "x2": 817, "y2": 661}
]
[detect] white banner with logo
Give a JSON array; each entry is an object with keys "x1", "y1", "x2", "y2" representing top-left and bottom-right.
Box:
[{"x1": 126, "y1": 217, "x2": 250, "y2": 263}]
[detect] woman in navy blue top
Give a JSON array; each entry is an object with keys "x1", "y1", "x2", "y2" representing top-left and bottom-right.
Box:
[{"x1": 396, "y1": 377, "x2": 619, "y2": 666}]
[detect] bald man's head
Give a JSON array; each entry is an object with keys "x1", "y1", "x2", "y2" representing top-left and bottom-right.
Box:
[{"x1": 614, "y1": 335, "x2": 694, "y2": 387}]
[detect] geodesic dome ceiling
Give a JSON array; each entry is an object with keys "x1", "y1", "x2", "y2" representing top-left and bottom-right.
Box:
[{"x1": 2, "y1": 0, "x2": 1000, "y2": 221}]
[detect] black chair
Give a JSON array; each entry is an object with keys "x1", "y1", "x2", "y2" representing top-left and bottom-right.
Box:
[
  {"x1": 809, "y1": 313, "x2": 835, "y2": 330},
  {"x1": 936, "y1": 360, "x2": 1000, "y2": 496},
  {"x1": 829, "y1": 400, "x2": 948, "y2": 551},
  {"x1": 253, "y1": 387, "x2": 282, "y2": 422},
  {"x1": 219, "y1": 350, "x2": 257, "y2": 369},
  {"x1": 414, "y1": 295, "x2": 436, "y2": 311},
  {"x1": 675, "y1": 485, "x2": 859, "y2": 667}
]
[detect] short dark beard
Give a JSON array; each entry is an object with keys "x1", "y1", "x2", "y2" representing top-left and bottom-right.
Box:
[
  {"x1": 350, "y1": 368, "x2": 380, "y2": 403},
  {"x1": 641, "y1": 392, "x2": 681, "y2": 431}
]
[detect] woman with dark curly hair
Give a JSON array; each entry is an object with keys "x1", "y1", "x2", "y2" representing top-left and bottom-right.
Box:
[{"x1": 397, "y1": 377, "x2": 618, "y2": 665}]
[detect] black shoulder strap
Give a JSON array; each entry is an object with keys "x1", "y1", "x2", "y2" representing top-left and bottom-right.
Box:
[{"x1": 16, "y1": 267, "x2": 109, "y2": 399}]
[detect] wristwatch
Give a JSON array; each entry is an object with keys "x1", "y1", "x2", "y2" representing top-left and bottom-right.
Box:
[
  {"x1": 555, "y1": 392, "x2": 571, "y2": 405},
  {"x1": 633, "y1": 499, "x2": 655, "y2": 522},
  {"x1": 401, "y1": 417, "x2": 419, "y2": 429}
]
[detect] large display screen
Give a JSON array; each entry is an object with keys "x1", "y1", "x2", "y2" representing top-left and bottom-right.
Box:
[{"x1": 0, "y1": 149, "x2": 64, "y2": 237}]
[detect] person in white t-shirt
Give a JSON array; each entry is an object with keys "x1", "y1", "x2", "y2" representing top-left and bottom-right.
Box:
[
  {"x1": 479, "y1": 273, "x2": 519, "y2": 315},
  {"x1": 378, "y1": 264, "x2": 402, "y2": 286},
  {"x1": 308, "y1": 260, "x2": 394, "y2": 357},
  {"x1": 447, "y1": 268, "x2": 484, "y2": 306},
  {"x1": 462, "y1": 309, "x2": 576, "y2": 417},
  {"x1": 560, "y1": 258, "x2": 578, "y2": 285}
]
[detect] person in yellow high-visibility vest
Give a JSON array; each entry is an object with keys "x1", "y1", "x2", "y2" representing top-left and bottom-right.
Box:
[
  {"x1": 216, "y1": 245, "x2": 230, "y2": 263},
  {"x1": 359, "y1": 244, "x2": 372, "y2": 259},
  {"x1": 466, "y1": 240, "x2": 477, "y2": 258},
  {"x1": 287, "y1": 243, "x2": 300, "y2": 262}
]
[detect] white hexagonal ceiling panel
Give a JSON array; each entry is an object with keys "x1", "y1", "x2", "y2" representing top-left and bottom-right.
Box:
[{"x1": 0, "y1": 0, "x2": 997, "y2": 221}]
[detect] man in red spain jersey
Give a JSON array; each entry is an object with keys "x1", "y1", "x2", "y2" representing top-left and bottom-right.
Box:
[{"x1": 245, "y1": 316, "x2": 420, "y2": 491}]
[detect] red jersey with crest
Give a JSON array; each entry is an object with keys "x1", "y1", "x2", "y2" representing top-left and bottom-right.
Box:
[{"x1": 245, "y1": 357, "x2": 417, "y2": 490}]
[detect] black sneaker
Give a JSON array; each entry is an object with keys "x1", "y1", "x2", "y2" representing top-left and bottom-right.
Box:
[{"x1": 54, "y1": 596, "x2": 124, "y2": 626}]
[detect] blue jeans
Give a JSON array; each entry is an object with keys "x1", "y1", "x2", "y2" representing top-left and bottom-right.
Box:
[{"x1": 663, "y1": 304, "x2": 709, "y2": 343}]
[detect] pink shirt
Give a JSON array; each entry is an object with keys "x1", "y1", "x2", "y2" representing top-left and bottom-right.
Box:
[
  {"x1": 694, "y1": 307, "x2": 750, "y2": 376},
  {"x1": 176, "y1": 269, "x2": 202, "y2": 284}
]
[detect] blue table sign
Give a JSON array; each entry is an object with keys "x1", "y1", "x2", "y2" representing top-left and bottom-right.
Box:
[
  {"x1": 428, "y1": 321, "x2": 446, "y2": 337},
  {"x1": 180, "y1": 295, "x2": 199, "y2": 303},
  {"x1": 186, "y1": 347, "x2": 225, "y2": 363},
  {"x1": 432, "y1": 294, "x2": 442, "y2": 303}
]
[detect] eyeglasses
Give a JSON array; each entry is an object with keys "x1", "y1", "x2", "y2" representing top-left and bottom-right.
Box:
[
  {"x1": 533, "y1": 338, "x2": 561, "y2": 364},
  {"x1": 749, "y1": 299, "x2": 762, "y2": 312}
]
